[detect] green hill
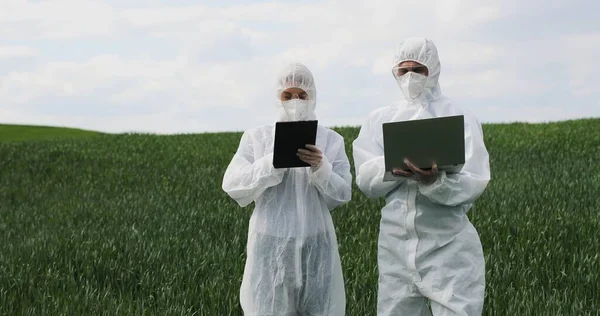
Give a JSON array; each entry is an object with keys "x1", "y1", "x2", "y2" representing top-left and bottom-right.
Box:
[
  {"x1": 0, "y1": 119, "x2": 599, "y2": 315},
  {"x1": 0, "y1": 124, "x2": 102, "y2": 142}
]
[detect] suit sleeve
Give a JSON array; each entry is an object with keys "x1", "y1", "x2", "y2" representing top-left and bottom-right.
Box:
[
  {"x1": 352, "y1": 113, "x2": 405, "y2": 199},
  {"x1": 222, "y1": 131, "x2": 286, "y2": 207}
]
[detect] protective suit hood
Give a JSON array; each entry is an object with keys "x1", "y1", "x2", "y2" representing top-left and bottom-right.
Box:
[
  {"x1": 275, "y1": 62, "x2": 317, "y2": 121},
  {"x1": 392, "y1": 37, "x2": 443, "y2": 102}
]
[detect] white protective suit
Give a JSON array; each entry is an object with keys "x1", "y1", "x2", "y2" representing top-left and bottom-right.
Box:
[
  {"x1": 353, "y1": 38, "x2": 491, "y2": 316},
  {"x1": 222, "y1": 62, "x2": 351, "y2": 316}
]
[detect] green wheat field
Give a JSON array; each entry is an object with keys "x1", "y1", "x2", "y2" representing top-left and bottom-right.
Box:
[{"x1": 1, "y1": 119, "x2": 599, "y2": 315}]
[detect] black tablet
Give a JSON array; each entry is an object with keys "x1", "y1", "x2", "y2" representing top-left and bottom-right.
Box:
[{"x1": 273, "y1": 120, "x2": 318, "y2": 168}]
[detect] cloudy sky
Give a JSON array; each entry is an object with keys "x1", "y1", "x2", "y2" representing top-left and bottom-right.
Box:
[{"x1": 1, "y1": 0, "x2": 599, "y2": 134}]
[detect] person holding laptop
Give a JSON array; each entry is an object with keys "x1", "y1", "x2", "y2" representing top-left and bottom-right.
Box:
[
  {"x1": 222, "y1": 62, "x2": 352, "y2": 316},
  {"x1": 352, "y1": 38, "x2": 491, "y2": 315}
]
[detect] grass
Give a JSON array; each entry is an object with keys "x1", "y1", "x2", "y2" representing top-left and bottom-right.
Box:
[
  {"x1": 0, "y1": 124, "x2": 102, "y2": 142},
  {"x1": 0, "y1": 119, "x2": 599, "y2": 315}
]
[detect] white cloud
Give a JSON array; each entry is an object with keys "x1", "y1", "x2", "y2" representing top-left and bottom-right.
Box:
[
  {"x1": 0, "y1": 45, "x2": 38, "y2": 59},
  {"x1": 0, "y1": 54, "x2": 275, "y2": 111},
  {"x1": 0, "y1": 0, "x2": 120, "y2": 39},
  {"x1": 562, "y1": 33, "x2": 600, "y2": 97},
  {"x1": 442, "y1": 67, "x2": 554, "y2": 99},
  {"x1": 0, "y1": 0, "x2": 598, "y2": 133}
]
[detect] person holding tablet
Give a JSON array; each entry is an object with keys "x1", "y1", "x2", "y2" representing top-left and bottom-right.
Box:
[
  {"x1": 222, "y1": 62, "x2": 352, "y2": 316},
  {"x1": 352, "y1": 38, "x2": 491, "y2": 316}
]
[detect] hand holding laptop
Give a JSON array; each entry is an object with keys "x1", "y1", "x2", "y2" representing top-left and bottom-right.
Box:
[{"x1": 393, "y1": 159, "x2": 439, "y2": 185}]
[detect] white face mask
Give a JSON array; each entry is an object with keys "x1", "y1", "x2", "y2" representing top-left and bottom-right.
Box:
[
  {"x1": 282, "y1": 99, "x2": 310, "y2": 121},
  {"x1": 396, "y1": 72, "x2": 428, "y2": 101}
]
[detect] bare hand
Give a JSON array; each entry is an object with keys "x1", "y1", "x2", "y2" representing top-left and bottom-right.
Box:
[
  {"x1": 297, "y1": 144, "x2": 323, "y2": 168},
  {"x1": 392, "y1": 168, "x2": 415, "y2": 178},
  {"x1": 400, "y1": 159, "x2": 438, "y2": 185}
]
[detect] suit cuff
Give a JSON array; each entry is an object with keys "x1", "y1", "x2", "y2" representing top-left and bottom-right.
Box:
[
  {"x1": 310, "y1": 155, "x2": 332, "y2": 183},
  {"x1": 418, "y1": 169, "x2": 447, "y2": 195}
]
